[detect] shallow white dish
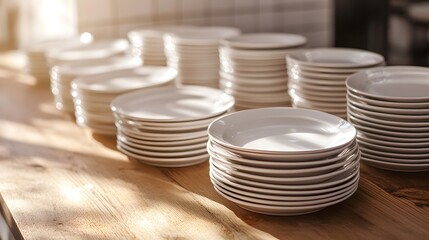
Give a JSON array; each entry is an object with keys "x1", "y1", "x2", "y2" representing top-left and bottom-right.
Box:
[
  {"x1": 347, "y1": 95, "x2": 429, "y2": 115},
  {"x1": 346, "y1": 66, "x2": 429, "y2": 102},
  {"x1": 210, "y1": 167, "x2": 360, "y2": 196},
  {"x1": 111, "y1": 86, "x2": 234, "y2": 122},
  {"x1": 347, "y1": 90, "x2": 429, "y2": 109},
  {"x1": 207, "y1": 139, "x2": 359, "y2": 169},
  {"x1": 359, "y1": 145, "x2": 429, "y2": 159},
  {"x1": 210, "y1": 158, "x2": 359, "y2": 185},
  {"x1": 72, "y1": 66, "x2": 177, "y2": 93},
  {"x1": 348, "y1": 114, "x2": 429, "y2": 133},
  {"x1": 211, "y1": 174, "x2": 358, "y2": 205},
  {"x1": 210, "y1": 163, "x2": 359, "y2": 190},
  {"x1": 286, "y1": 48, "x2": 384, "y2": 68},
  {"x1": 118, "y1": 140, "x2": 207, "y2": 157},
  {"x1": 208, "y1": 108, "x2": 356, "y2": 154},
  {"x1": 361, "y1": 157, "x2": 429, "y2": 172},
  {"x1": 164, "y1": 26, "x2": 241, "y2": 45},
  {"x1": 210, "y1": 151, "x2": 359, "y2": 177},
  {"x1": 220, "y1": 33, "x2": 306, "y2": 49},
  {"x1": 347, "y1": 104, "x2": 429, "y2": 121},
  {"x1": 117, "y1": 143, "x2": 208, "y2": 167},
  {"x1": 357, "y1": 138, "x2": 429, "y2": 154}
]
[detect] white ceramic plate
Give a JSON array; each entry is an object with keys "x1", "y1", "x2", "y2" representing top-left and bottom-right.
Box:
[
  {"x1": 357, "y1": 138, "x2": 429, "y2": 154},
  {"x1": 287, "y1": 58, "x2": 385, "y2": 73},
  {"x1": 359, "y1": 145, "x2": 429, "y2": 159},
  {"x1": 210, "y1": 163, "x2": 359, "y2": 190},
  {"x1": 347, "y1": 107, "x2": 429, "y2": 128},
  {"x1": 351, "y1": 120, "x2": 429, "y2": 138},
  {"x1": 111, "y1": 86, "x2": 234, "y2": 122},
  {"x1": 211, "y1": 176, "x2": 358, "y2": 215},
  {"x1": 347, "y1": 95, "x2": 429, "y2": 115},
  {"x1": 361, "y1": 157, "x2": 429, "y2": 172},
  {"x1": 117, "y1": 143, "x2": 209, "y2": 167},
  {"x1": 286, "y1": 48, "x2": 384, "y2": 68},
  {"x1": 119, "y1": 133, "x2": 208, "y2": 146},
  {"x1": 220, "y1": 33, "x2": 306, "y2": 49},
  {"x1": 117, "y1": 126, "x2": 207, "y2": 141},
  {"x1": 347, "y1": 104, "x2": 429, "y2": 121},
  {"x1": 119, "y1": 135, "x2": 207, "y2": 152},
  {"x1": 209, "y1": 151, "x2": 359, "y2": 177},
  {"x1": 207, "y1": 139, "x2": 359, "y2": 168},
  {"x1": 359, "y1": 149, "x2": 429, "y2": 164},
  {"x1": 346, "y1": 66, "x2": 429, "y2": 102},
  {"x1": 357, "y1": 133, "x2": 429, "y2": 148},
  {"x1": 347, "y1": 114, "x2": 429, "y2": 133},
  {"x1": 211, "y1": 174, "x2": 358, "y2": 205},
  {"x1": 48, "y1": 39, "x2": 129, "y2": 63},
  {"x1": 118, "y1": 139, "x2": 207, "y2": 157},
  {"x1": 208, "y1": 107, "x2": 356, "y2": 154},
  {"x1": 72, "y1": 66, "x2": 177, "y2": 93},
  {"x1": 164, "y1": 26, "x2": 241, "y2": 45},
  {"x1": 346, "y1": 90, "x2": 429, "y2": 108},
  {"x1": 210, "y1": 158, "x2": 359, "y2": 185},
  {"x1": 210, "y1": 167, "x2": 360, "y2": 196}
]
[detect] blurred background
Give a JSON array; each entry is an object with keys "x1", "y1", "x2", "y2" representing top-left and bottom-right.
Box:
[{"x1": 0, "y1": 0, "x2": 428, "y2": 66}]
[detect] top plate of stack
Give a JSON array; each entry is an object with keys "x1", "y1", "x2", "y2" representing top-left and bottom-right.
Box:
[
  {"x1": 346, "y1": 66, "x2": 429, "y2": 172},
  {"x1": 219, "y1": 33, "x2": 307, "y2": 110},
  {"x1": 286, "y1": 48, "x2": 385, "y2": 118}
]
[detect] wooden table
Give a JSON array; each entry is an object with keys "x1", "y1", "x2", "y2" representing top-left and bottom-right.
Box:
[{"x1": 0, "y1": 67, "x2": 428, "y2": 240}]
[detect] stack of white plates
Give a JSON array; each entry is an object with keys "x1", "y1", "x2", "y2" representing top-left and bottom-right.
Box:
[
  {"x1": 24, "y1": 35, "x2": 92, "y2": 83},
  {"x1": 287, "y1": 48, "x2": 385, "y2": 118},
  {"x1": 164, "y1": 26, "x2": 241, "y2": 88},
  {"x1": 128, "y1": 26, "x2": 196, "y2": 66},
  {"x1": 47, "y1": 39, "x2": 130, "y2": 66},
  {"x1": 207, "y1": 108, "x2": 360, "y2": 216},
  {"x1": 346, "y1": 66, "x2": 429, "y2": 172},
  {"x1": 71, "y1": 66, "x2": 177, "y2": 135},
  {"x1": 219, "y1": 33, "x2": 307, "y2": 110},
  {"x1": 111, "y1": 86, "x2": 235, "y2": 167},
  {"x1": 51, "y1": 56, "x2": 142, "y2": 113}
]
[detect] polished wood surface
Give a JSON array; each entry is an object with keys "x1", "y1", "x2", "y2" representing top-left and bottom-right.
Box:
[{"x1": 0, "y1": 67, "x2": 428, "y2": 239}]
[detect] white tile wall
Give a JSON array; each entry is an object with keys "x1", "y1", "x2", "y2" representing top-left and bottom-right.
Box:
[{"x1": 76, "y1": 0, "x2": 334, "y2": 47}]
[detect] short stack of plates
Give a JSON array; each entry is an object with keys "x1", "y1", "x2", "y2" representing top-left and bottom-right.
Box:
[
  {"x1": 219, "y1": 33, "x2": 307, "y2": 110},
  {"x1": 51, "y1": 56, "x2": 142, "y2": 113},
  {"x1": 111, "y1": 86, "x2": 235, "y2": 167},
  {"x1": 346, "y1": 66, "x2": 429, "y2": 172},
  {"x1": 24, "y1": 36, "x2": 91, "y2": 83},
  {"x1": 46, "y1": 39, "x2": 130, "y2": 66},
  {"x1": 71, "y1": 66, "x2": 177, "y2": 135},
  {"x1": 286, "y1": 48, "x2": 385, "y2": 118},
  {"x1": 128, "y1": 26, "x2": 196, "y2": 66},
  {"x1": 207, "y1": 108, "x2": 360, "y2": 216},
  {"x1": 164, "y1": 26, "x2": 241, "y2": 88}
]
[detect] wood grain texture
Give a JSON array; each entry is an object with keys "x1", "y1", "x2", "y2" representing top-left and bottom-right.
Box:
[{"x1": 0, "y1": 67, "x2": 428, "y2": 240}]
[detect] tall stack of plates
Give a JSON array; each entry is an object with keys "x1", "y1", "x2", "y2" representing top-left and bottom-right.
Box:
[
  {"x1": 24, "y1": 36, "x2": 92, "y2": 83},
  {"x1": 111, "y1": 86, "x2": 235, "y2": 167},
  {"x1": 46, "y1": 39, "x2": 130, "y2": 66},
  {"x1": 219, "y1": 33, "x2": 307, "y2": 110},
  {"x1": 51, "y1": 56, "x2": 142, "y2": 113},
  {"x1": 164, "y1": 26, "x2": 241, "y2": 88},
  {"x1": 286, "y1": 48, "x2": 385, "y2": 118},
  {"x1": 71, "y1": 66, "x2": 177, "y2": 135},
  {"x1": 346, "y1": 66, "x2": 429, "y2": 172},
  {"x1": 207, "y1": 108, "x2": 360, "y2": 216},
  {"x1": 128, "y1": 26, "x2": 196, "y2": 66}
]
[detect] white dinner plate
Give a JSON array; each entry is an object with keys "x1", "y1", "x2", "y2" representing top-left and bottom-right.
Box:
[
  {"x1": 211, "y1": 175, "x2": 358, "y2": 205},
  {"x1": 117, "y1": 126, "x2": 207, "y2": 141},
  {"x1": 208, "y1": 108, "x2": 356, "y2": 155},
  {"x1": 286, "y1": 48, "x2": 384, "y2": 68},
  {"x1": 209, "y1": 151, "x2": 359, "y2": 177},
  {"x1": 359, "y1": 145, "x2": 429, "y2": 159},
  {"x1": 111, "y1": 86, "x2": 234, "y2": 122},
  {"x1": 347, "y1": 114, "x2": 429, "y2": 133},
  {"x1": 210, "y1": 163, "x2": 359, "y2": 191},
  {"x1": 351, "y1": 120, "x2": 429, "y2": 138},
  {"x1": 210, "y1": 167, "x2": 360, "y2": 196},
  {"x1": 72, "y1": 66, "x2": 177, "y2": 93},
  {"x1": 361, "y1": 157, "x2": 429, "y2": 172},
  {"x1": 210, "y1": 158, "x2": 359, "y2": 185},
  {"x1": 117, "y1": 143, "x2": 209, "y2": 167},
  {"x1": 346, "y1": 66, "x2": 429, "y2": 102},
  {"x1": 357, "y1": 133, "x2": 429, "y2": 148},
  {"x1": 357, "y1": 139, "x2": 429, "y2": 154},
  {"x1": 347, "y1": 95, "x2": 429, "y2": 115},
  {"x1": 347, "y1": 104, "x2": 429, "y2": 121},
  {"x1": 119, "y1": 133, "x2": 208, "y2": 146},
  {"x1": 207, "y1": 139, "x2": 359, "y2": 169},
  {"x1": 287, "y1": 58, "x2": 385, "y2": 73},
  {"x1": 164, "y1": 26, "x2": 241, "y2": 45},
  {"x1": 119, "y1": 135, "x2": 207, "y2": 152},
  {"x1": 346, "y1": 90, "x2": 429, "y2": 109},
  {"x1": 220, "y1": 33, "x2": 306, "y2": 49},
  {"x1": 118, "y1": 140, "x2": 207, "y2": 157},
  {"x1": 358, "y1": 149, "x2": 429, "y2": 164}
]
